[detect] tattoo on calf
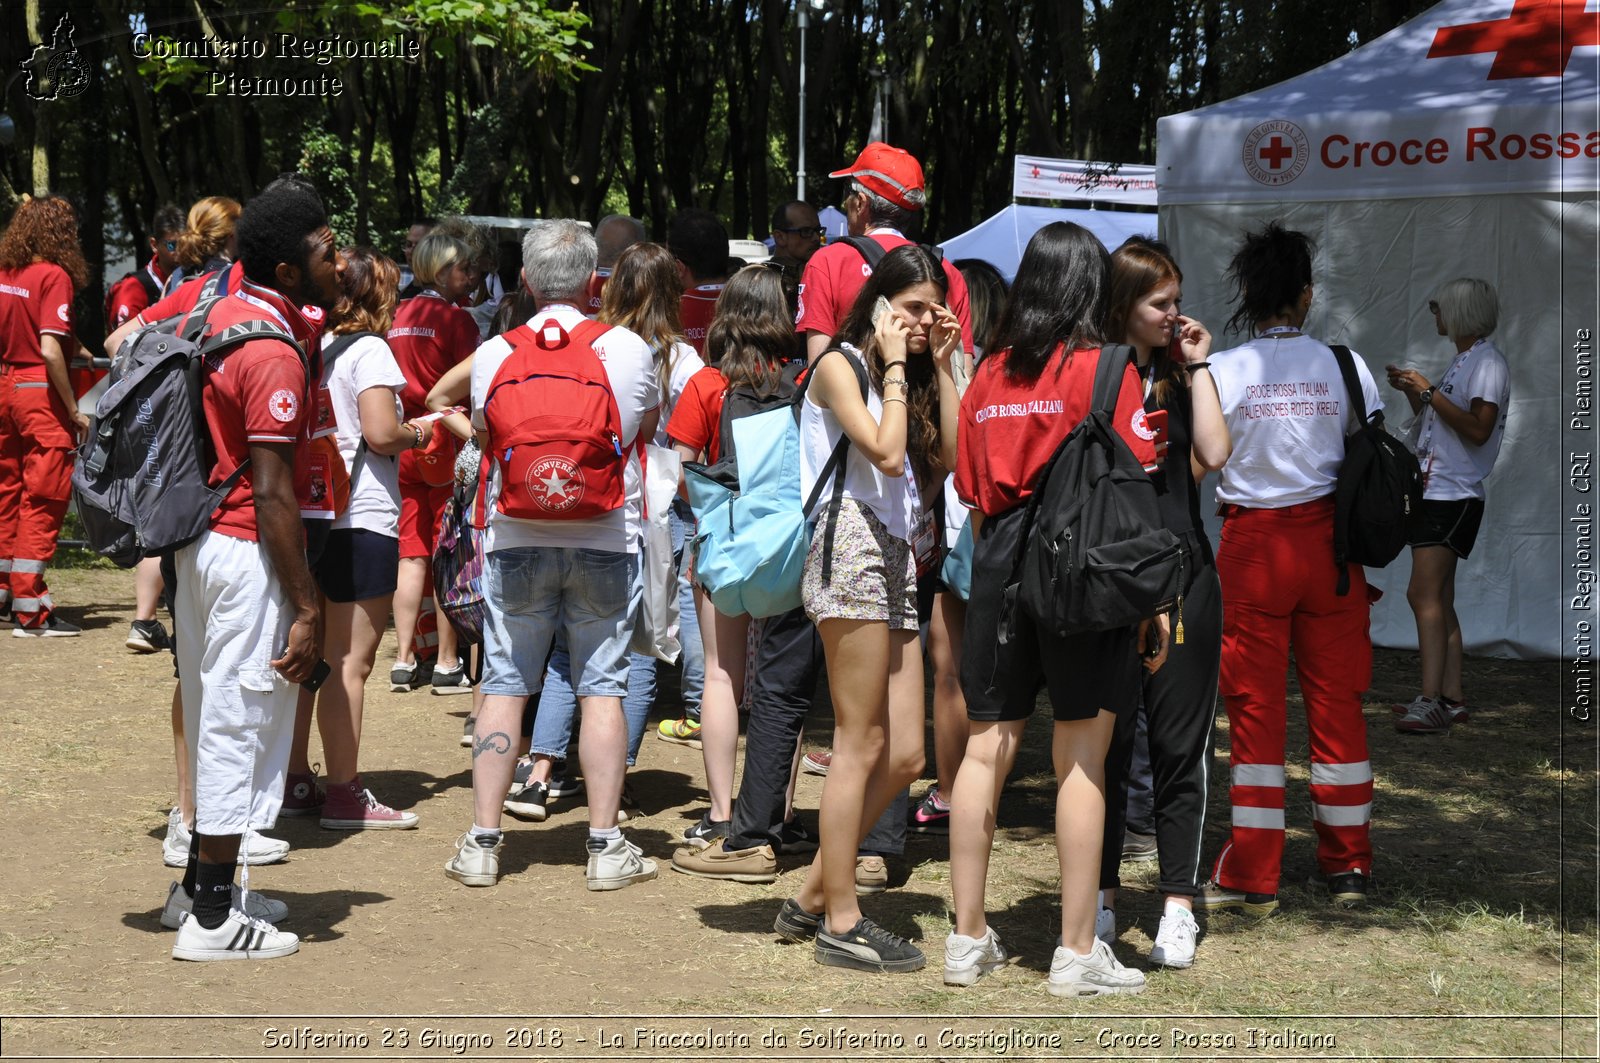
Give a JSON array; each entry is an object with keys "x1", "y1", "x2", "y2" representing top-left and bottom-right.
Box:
[{"x1": 472, "y1": 730, "x2": 512, "y2": 759}]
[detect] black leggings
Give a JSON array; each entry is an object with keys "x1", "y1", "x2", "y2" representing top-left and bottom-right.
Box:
[{"x1": 1101, "y1": 562, "x2": 1223, "y2": 897}]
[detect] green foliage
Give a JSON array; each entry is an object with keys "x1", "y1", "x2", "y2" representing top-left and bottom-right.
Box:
[
  {"x1": 298, "y1": 125, "x2": 359, "y2": 244},
  {"x1": 305, "y1": 0, "x2": 596, "y2": 77}
]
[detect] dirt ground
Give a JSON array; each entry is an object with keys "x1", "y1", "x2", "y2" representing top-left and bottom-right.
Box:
[{"x1": 0, "y1": 566, "x2": 1594, "y2": 1061}]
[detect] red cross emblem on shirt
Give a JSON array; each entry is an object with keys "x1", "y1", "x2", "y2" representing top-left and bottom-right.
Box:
[
  {"x1": 273, "y1": 394, "x2": 294, "y2": 417},
  {"x1": 1429, "y1": 0, "x2": 1600, "y2": 79},
  {"x1": 1258, "y1": 135, "x2": 1295, "y2": 169}
]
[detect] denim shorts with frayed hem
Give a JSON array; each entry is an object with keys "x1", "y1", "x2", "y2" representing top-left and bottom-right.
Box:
[{"x1": 480, "y1": 546, "x2": 638, "y2": 699}]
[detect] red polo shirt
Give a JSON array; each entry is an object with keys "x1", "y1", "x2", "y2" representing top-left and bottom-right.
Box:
[
  {"x1": 680, "y1": 283, "x2": 725, "y2": 357},
  {"x1": 795, "y1": 231, "x2": 974, "y2": 350},
  {"x1": 201, "y1": 280, "x2": 322, "y2": 541},
  {"x1": 955, "y1": 345, "x2": 1156, "y2": 518},
  {"x1": 387, "y1": 290, "x2": 479, "y2": 420},
  {"x1": 0, "y1": 262, "x2": 75, "y2": 368}
]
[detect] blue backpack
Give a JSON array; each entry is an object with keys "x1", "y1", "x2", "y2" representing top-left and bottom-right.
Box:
[{"x1": 684, "y1": 351, "x2": 868, "y2": 618}]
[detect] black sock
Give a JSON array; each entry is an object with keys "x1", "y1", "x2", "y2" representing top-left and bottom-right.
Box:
[
  {"x1": 192, "y1": 859, "x2": 234, "y2": 930},
  {"x1": 181, "y1": 828, "x2": 200, "y2": 898}
]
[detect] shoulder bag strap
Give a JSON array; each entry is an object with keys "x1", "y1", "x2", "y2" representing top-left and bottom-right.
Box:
[
  {"x1": 802, "y1": 349, "x2": 871, "y2": 584},
  {"x1": 1330, "y1": 344, "x2": 1373, "y2": 432}
]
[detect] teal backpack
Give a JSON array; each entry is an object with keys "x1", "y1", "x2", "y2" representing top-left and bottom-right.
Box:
[{"x1": 684, "y1": 351, "x2": 868, "y2": 618}]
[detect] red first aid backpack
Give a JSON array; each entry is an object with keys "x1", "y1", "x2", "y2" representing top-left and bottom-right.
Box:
[{"x1": 481, "y1": 317, "x2": 625, "y2": 523}]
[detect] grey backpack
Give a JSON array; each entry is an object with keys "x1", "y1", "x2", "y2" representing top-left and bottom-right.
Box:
[{"x1": 71, "y1": 287, "x2": 304, "y2": 566}]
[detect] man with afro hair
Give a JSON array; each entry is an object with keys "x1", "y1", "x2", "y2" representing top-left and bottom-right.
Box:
[{"x1": 164, "y1": 175, "x2": 343, "y2": 962}]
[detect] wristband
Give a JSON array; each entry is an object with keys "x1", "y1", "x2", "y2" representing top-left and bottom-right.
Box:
[
  {"x1": 883, "y1": 395, "x2": 908, "y2": 406},
  {"x1": 1184, "y1": 361, "x2": 1211, "y2": 373}
]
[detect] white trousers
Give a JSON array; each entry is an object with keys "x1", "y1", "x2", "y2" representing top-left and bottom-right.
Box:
[{"x1": 173, "y1": 530, "x2": 297, "y2": 837}]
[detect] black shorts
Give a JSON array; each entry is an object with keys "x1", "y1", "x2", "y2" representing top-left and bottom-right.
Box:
[
  {"x1": 961, "y1": 507, "x2": 1141, "y2": 724},
  {"x1": 312, "y1": 528, "x2": 400, "y2": 603},
  {"x1": 1408, "y1": 498, "x2": 1485, "y2": 559}
]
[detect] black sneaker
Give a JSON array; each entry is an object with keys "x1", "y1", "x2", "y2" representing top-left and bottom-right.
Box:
[
  {"x1": 503, "y1": 780, "x2": 550, "y2": 821},
  {"x1": 1121, "y1": 830, "x2": 1158, "y2": 863},
  {"x1": 773, "y1": 897, "x2": 823, "y2": 942},
  {"x1": 126, "y1": 619, "x2": 171, "y2": 653},
  {"x1": 778, "y1": 816, "x2": 819, "y2": 855},
  {"x1": 682, "y1": 811, "x2": 730, "y2": 849},
  {"x1": 815, "y1": 917, "x2": 926, "y2": 973},
  {"x1": 546, "y1": 762, "x2": 584, "y2": 798},
  {"x1": 1315, "y1": 869, "x2": 1370, "y2": 908}
]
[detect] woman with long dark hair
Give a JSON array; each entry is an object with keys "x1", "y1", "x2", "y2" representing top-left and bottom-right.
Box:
[
  {"x1": 945, "y1": 222, "x2": 1167, "y2": 995},
  {"x1": 0, "y1": 194, "x2": 90, "y2": 635},
  {"x1": 1195, "y1": 222, "x2": 1381, "y2": 914},
  {"x1": 775, "y1": 244, "x2": 960, "y2": 974},
  {"x1": 1095, "y1": 237, "x2": 1230, "y2": 969}
]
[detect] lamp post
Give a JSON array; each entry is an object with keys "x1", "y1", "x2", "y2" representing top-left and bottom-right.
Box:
[{"x1": 796, "y1": 0, "x2": 829, "y2": 201}]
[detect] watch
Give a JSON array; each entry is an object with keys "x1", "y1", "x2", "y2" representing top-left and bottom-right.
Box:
[{"x1": 1419, "y1": 387, "x2": 1435, "y2": 406}]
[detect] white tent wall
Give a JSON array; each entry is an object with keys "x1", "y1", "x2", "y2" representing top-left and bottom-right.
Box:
[{"x1": 1161, "y1": 192, "x2": 1596, "y2": 659}]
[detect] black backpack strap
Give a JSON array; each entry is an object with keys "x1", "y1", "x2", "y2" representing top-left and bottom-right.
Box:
[
  {"x1": 801, "y1": 349, "x2": 871, "y2": 585},
  {"x1": 1329, "y1": 344, "x2": 1367, "y2": 597},
  {"x1": 840, "y1": 236, "x2": 887, "y2": 270},
  {"x1": 1091, "y1": 343, "x2": 1136, "y2": 417},
  {"x1": 136, "y1": 269, "x2": 162, "y2": 305}
]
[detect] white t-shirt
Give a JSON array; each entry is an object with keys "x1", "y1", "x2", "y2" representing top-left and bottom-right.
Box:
[
  {"x1": 1415, "y1": 337, "x2": 1510, "y2": 501},
  {"x1": 799, "y1": 346, "x2": 919, "y2": 543},
  {"x1": 322, "y1": 333, "x2": 406, "y2": 536},
  {"x1": 655, "y1": 340, "x2": 706, "y2": 448},
  {"x1": 470, "y1": 305, "x2": 662, "y2": 554},
  {"x1": 1210, "y1": 334, "x2": 1384, "y2": 508}
]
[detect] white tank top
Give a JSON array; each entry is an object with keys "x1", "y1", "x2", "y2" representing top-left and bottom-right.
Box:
[{"x1": 799, "y1": 346, "x2": 918, "y2": 543}]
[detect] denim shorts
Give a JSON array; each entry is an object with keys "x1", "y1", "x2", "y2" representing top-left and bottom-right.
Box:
[{"x1": 480, "y1": 546, "x2": 639, "y2": 699}]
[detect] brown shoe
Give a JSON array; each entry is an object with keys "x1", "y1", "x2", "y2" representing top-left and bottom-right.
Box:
[
  {"x1": 855, "y1": 854, "x2": 889, "y2": 895},
  {"x1": 670, "y1": 842, "x2": 778, "y2": 883}
]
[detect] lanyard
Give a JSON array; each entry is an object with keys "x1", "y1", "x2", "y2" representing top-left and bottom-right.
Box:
[{"x1": 1415, "y1": 340, "x2": 1482, "y2": 475}]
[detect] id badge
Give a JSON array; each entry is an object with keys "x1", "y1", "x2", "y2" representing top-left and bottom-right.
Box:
[{"x1": 911, "y1": 509, "x2": 940, "y2": 580}]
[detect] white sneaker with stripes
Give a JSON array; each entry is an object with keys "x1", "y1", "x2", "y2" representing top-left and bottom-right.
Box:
[{"x1": 171, "y1": 907, "x2": 298, "y2": 961}]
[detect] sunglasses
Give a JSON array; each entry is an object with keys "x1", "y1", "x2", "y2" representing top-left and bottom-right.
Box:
[
  {"x1": 776, "y1": 226, "x2": 825, "y2": 237},
  {"x1": 1427, "y1": 300, "x2": 1440, "y2": 314},
  {"x1": 162, "y1": 240, "x2": 177, "y2": 251}
]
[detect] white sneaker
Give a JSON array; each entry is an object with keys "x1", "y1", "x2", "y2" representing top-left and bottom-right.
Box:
[
  {"x1": 444, "y1": 832, "x2": 501, "y2": 887},
  {"x1": 162, "y1": 809, "x2": 291, "y2": 867},
  {"x1": 1048, "y1": 938, "x2": 1146, "y2": 997},
  {"x1": 1096, "y1": 906, "x2": 1116, "y2": 946},
  {"x1": 160, "y1": 881, "x2": 288, "y2": 930},
  {"x1": 943, "y1": 926, "x2": 1008, "y2": 986},
  {"x1": 1149, "y1": 906, "x2": 1199, "y2": 969},
  {"x1": 171, "y1": 907, "x2": 299, "y2": 961},
  {"x1": 585, "y1": 834, "x2": 657, "y2": 891}
]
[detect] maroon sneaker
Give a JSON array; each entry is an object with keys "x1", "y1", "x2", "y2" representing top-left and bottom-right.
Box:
[
  {"x1": 280, "y1": 769, "x2": 325, "y2": 817},
  {"x1": 320, "y1": 778, "x2": 419, "y2": 830}
]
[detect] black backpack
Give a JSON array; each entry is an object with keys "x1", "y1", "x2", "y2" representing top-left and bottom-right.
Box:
[
  {"x1": 1331, "y1": 344, "x2": 1423, "y2": 594},
  {"x1": 840, "y1": 235, "x2": 944, "y2": 272},
  {"x1": 71, "y1": 277, "x2": 305, "y2": 567},
  {"x1": 1000, "y1": 345, "x2": 1186, "y2": 641}
]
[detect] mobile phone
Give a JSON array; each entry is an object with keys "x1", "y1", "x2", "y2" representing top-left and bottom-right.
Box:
[
  {"x1": 1144, "y1": 408, "x2": 1170, "y2": 465},
  {"x1": 302, "y1": 658, "x2": 332, "y2": 693},
  {"x1": 1143, "y1": 624, "x2": 1164, "y2": 660},
  {"x1": 871, "y1": 295, "x2": 893, "y2": 327}
]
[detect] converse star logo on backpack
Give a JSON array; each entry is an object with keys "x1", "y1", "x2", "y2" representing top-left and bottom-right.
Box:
[{"x1": 526, "y1": 456, "x2": 584, "y2": 512}]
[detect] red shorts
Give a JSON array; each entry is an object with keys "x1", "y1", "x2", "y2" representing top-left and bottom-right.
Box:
[{"x1": 398, "y1": 479, "x2": 452, "y2": 560}]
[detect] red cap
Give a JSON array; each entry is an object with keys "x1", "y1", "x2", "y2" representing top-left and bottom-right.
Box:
[{"x1": 829, "y1": 142, "x2": 925, "y2": 211}]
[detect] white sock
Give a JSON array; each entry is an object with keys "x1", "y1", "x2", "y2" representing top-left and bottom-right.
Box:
[
  {"x1": 1164, "y1": 898, "x2": 1191, "y2": 919},
  {"x1": 471, "y1": 823, "x2": 501, "y2": 845},
  {"x1": 589, "y1": 826, "x2": 621, "y2": 843}
]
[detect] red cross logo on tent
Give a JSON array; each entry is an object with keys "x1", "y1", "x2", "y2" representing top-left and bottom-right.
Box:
[
  {"x1": 1030, "y1": 164, "x2": 1041, "y2": 178},
  {"x1": 1429, "y1": 0, "x2": 1600, "y2": 79},
  {"x1": 1258, "y1": 136, "x2": 1295, "y2": 170},
  {"x1": 1242, "y1": 120, "x2": 1310, "y2": 186}
]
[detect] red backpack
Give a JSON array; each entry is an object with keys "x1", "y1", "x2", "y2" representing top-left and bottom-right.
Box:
[{"x1": 481, "y1": 317, "x2": 625, "y2": 522}]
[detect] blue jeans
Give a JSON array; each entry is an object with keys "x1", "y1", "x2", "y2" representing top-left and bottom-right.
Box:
[
  {"x1": 531, "y1": 636, "x2": 655, "y2": 767},
  {"x1": 480, "y1": 547, "x2": 637, "y2": 698},
  {"x1": 670, "y1": 500, "x2": 705, "y2": 718}
]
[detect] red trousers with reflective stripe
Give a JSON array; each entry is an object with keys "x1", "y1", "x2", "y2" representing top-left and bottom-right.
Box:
[
  {"x1": 0, "y1": 366, "x2": 74, "y2": 627},
  {"x1": 1212, "y1": 498, "x2": 1374, "y2": 894}
]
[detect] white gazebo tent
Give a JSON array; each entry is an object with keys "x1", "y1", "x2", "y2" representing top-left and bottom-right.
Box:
[{"x1": 1157, "y1": 0, "x2": 1599, "y2": 659}]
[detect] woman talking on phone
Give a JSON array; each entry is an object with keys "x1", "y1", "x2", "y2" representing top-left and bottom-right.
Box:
[
  {"x1": 775, "y1": 245, "x2": 960, "y2": 974},
  {"x1": 944, "y1": 222, "x2": 1167, "y2": 996},
  {"x1": 1096, "y1": 237, "x2": 1230, "y2": 970}
]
